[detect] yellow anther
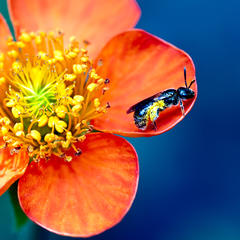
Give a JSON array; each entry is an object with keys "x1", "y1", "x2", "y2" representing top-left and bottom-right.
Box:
[
  {"x1": 73, "y1": 64, "x2": 83, "y2": 74},
  {"x1": 0, "y1": 62, "x2": 4, "y2": 70},
  {"x1": 97, "y1": 78, "x2": 104, "y2": 84},
  {"x1": 35, "y1": 35, "x2": 42, "y2": 45},
  {"x1": 55, "y1": 105, "x2": 68, "y2": 118},
  {"x1": 3, "y1": 136, "x2": 10, "y2": 142},
  {"x1": 65, "y1": 156, "x2": 72, "y2": 162},
  {"x1": 27, "y1": 145, "x2": 34, "y2": 153},
  {"x1": 64, "y1": 74, "x2": 76, "y2": 81},
  {"x1": 90, "y1": 70, "x2": 100, "y2": 80},
  {"x1": 77, "y1": 135, "x2": 86, "y2": 142},
  {"x1": 81, "y1": 120, "x2": 88, "y2": 126},
  {"x1": 20, "y1": 33, "x2": 31, "y2": 42},
  {"x1": 55, "y1": 120, "x2": 67, "y2": 133},
  {"x1": 70, "y1": 36, "x2": 77, "y2": 42},
  {"x1": 94, "y1": 98, "x2": 101, "y2": 108},
  {"x1": 65, "y1": 96, "x2": 74, "y2": 105},
  {"x1": 87, "y1": 83, "x2": 98, "y2": 92},
  {"x1": 61, "y1": 140, "x2": 70, "y2": 149},
  {"x1": 72, "y1": 104, "x2": 82, "y2": 113},
  {"x1": 16, "y1": 131, "x2": 25, "y2": 137},
  {"x1": 93, "y1": 74, "x2": 100, "y2": 80},
  {"x1": 80, "y1": 48, "x2": 87, "y2": 53},
  {"x1": 7, "y1": 36, "x2": 13, "y2": 42},
  {"x1": 16, "y1": 41, "x2": 26, "y2": 48},
  {"x1": 12, "y1": 61, "x2": 22, "y2": 72},
  {"x1": 47, "y1": 58, "x2": 56, "y2": 65},
  {"x1": 103, "y1": 87, "x2": 109, "y2": 93},
  {"x1": 40, "y1": 145, "x2": 47, "y2": 155},
  {"x1": 11, "y1": 141, "x2": 21, "y2": 147},
  {"x1": 44, "y1": 133, "x2": 55, "y2": 143},
  {"x1": 6, "y1": 99, "x2": 16, "y2": 107},
  {"x1": 38, "y1": 51, "x2": 48, "y2": 61},
  {"x1": 0, "y1": 117, "x2": 10, "y2": 125},
  {"x1": 66, "y1": 131, "x2": 72, "y2": 141},
  {"x1": 67, "y1": 51, "x2": 77, "y2": 59},
  {"x1": 29, "y1": 32, "x2": 36, "y2": 38},
  {"x1": 1, "y1": 126, "x2": 9, "y2": 135},
  {"x1": 8, "y1": 50, "x2": 18, "y2": 58},
  {"x1": 13, "y1": 123, "x2": 23, "y2": 132},
  {"x1": 7, "y1": 41, "x2": 16, "y2": 47},
  {"x1": 30, "y1": 130, "x2": 41, "y2": 142},
  {"x1": 48, "y1": 31, "x2": 55, "y2": 38},
  {"x1": 38, "y1": 114, "x2": 48, "y2": 127},
  {"x1": 81, "y1": 64, "x2": 88, "y2": 71},
  {"x1": 80, "y1": 56, "x2": 88, "y2": 63},
  {"x1": 0, "y1": 77, "x2": 5, "y2": 84},
  {"x1": 73, "y1": 48, "x2": 80, "y2": 53},
  {"x1": 12, "y1": 106, "x2": 24, "y2": 118},
  {"x1": 48, "y1": 116, "x2": 59, "y2": 128},
  {"x1": 39, "y1": 31, "x2": 46, "y2": 37},
  {"x1": 73, "y1": 95, "x2": 84, "y2": 103},
  {"x1": 54, "y1": 50, "x2": 64, "y2": 61},
  {"x1": 0, "y1": 53, "x2": 4, "y2": 61}
]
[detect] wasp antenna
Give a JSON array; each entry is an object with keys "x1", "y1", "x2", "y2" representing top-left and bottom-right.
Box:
[
  {"x1": 188, "y1": 79, "x2": 196, "y2": 89},
  {"x1": 184, "y1": 67, "x2": 187, "y2": 87}
]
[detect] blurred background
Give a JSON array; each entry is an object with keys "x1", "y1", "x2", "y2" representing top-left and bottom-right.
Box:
[{"x1": 0, "y1": 0, "x2": 240, "y2": 239}]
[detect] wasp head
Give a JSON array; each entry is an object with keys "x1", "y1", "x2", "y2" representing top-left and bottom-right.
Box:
[{"x1": 177, "y1": 87, "x2": 195, "y2": 100}]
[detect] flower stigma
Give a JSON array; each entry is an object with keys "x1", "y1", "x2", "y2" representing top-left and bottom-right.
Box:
[{"x1": 0, "y1": 31, "x2": 110, "y2": 162}]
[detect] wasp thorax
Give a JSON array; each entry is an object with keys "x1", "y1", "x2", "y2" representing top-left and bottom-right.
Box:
[{"x1": 0, "y1": 31, "x2": 110, "y2": 161}]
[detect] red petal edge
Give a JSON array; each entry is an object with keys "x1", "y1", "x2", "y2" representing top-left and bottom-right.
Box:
[
  {"x1": 8, "y1": 0, "x2": 141, "y2": 58},
  {"x1": 93, "y1": 29, "x2": 197, "y2": 137},
  {"x1": 18, "y1": 133, "x2": 139, "y2": 237},
  {"x1": 0, "y1": 14, "x2": 11, "y2": 52},
  {"x1": 0, "y1": 141, "x2": 29, "y2": 196}
]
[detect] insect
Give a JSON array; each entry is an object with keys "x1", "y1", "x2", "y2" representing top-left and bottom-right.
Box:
[{"x1": 126, "y1": 67, "x2": 195, "y2": 130}]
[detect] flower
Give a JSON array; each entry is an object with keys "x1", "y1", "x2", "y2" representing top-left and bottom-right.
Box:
[{"x1": 0, "y1": 0, "x2": 197, "y2": 237}]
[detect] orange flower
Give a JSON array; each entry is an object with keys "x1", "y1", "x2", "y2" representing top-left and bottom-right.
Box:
[{"x1": 0, "y1": 0, "x2": 197, "y2": 237}]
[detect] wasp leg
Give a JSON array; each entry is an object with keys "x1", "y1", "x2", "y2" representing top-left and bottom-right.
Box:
[
  {"x1": 152, "y1": 121, "x2": 157, "y2": 131},
  {"x1": 179, "y1": 99, "x2": 185, "y2": 116}
]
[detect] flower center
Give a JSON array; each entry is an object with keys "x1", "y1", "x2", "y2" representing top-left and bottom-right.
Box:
[{"x1": 0, "y1": 31, "x2": 109, "y2": 161}]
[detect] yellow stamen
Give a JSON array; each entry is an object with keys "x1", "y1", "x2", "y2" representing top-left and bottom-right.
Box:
[
  {"x1": 55, "y1": 105, "x2": 68, "y2": 119},
  {"x1": 38, "y1": 114, "x2": 48, "y2": 127},
  {"x1": 87, "y1": 83, "x2": 98, "y2": 92},
  {"x1": 0, "y1": 30, "x2": 109, "y2": 161},
  {"x1": 30, "y1": 130, "x2": 41, "y2": 142},
  {"x1": 73, "y1": 95, "x2": 84, "y2": 103}
]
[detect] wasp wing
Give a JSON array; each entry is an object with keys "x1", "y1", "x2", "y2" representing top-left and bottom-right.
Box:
[{"x1": 127, "y1": 91, "x2": 165, "y2": 114}]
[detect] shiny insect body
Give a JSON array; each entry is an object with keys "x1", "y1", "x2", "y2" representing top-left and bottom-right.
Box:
[{"x1": 127, "y1": 68, "x2": 195, "y2": 130}]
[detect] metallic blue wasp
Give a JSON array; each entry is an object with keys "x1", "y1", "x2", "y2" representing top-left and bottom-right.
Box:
[{"x1": 127, "y1": 67, "x2": 195, "y2": 130}]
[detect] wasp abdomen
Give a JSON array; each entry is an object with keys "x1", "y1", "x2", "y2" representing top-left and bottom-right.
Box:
[
  {"x1": 133, "y1": 100, "x2": 167, "y2": 130},
  {"x1": 133, "y1": 101, "x2": 154, "y2": 130},
  {"x1": 134, "y1": 113, "x2": 148, "y2": 130}
]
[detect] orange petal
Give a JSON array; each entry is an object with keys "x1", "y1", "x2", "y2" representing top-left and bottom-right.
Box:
[
  {"x1": 0, "y1": 14, "x2": 11, "y2": 52},
  {"x1": 0, "y1": 140, "x2": 29, "y2": 196},
  {"x1": 92, "y1": 30, "x2": 197, "y2": 137},
  {"x1": 8, "y1": 0, "x2": 141, "y2": 58},
  {"x1": 18, "y1": 133, "x2": 139, "y2": 237}
]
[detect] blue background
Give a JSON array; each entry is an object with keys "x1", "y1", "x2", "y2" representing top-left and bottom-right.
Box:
[{"x1": 1, "y1": 0, "x2": 240, "y2": 239}]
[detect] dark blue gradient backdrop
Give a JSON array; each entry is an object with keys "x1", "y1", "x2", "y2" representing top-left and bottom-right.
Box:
[{"x1": 0, "y1": 0, "x2": 240, "y2": 239}]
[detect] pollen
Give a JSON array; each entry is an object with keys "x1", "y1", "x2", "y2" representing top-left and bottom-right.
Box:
[{"x1": 0, "y1": 30, "x2": 109, "y2": 162}]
